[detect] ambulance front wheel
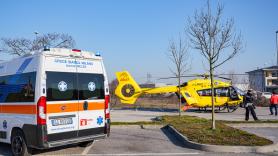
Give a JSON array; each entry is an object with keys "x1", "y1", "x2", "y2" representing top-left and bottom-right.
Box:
[
  {"x1": 78, "y1": 140, "x2": 94, "y2": 147},
  {"x1": 11, "y1": 129, "x2": 31, "y2": 156}
]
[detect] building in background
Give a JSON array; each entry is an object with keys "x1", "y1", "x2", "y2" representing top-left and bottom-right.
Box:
[
  {"x1": 233, "y1": 83, "x2": 249, "y2": 91},
  {"x1": 247, "y1": 66, "x2": 278, "y2": 92}
]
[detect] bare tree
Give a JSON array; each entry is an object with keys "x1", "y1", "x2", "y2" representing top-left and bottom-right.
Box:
[
  {"x1": 168, "y1": 35, "x2": 190, "y2": 116},
  {"x1": 187, "y1": 1, "x2": 243, "y2": 129},
  {"x1": 227, "y1": 70, "x2": 239, "y2": 84},
  {"x1": 109, "y1": 78, "x2": 119, "y2": 108},
  {"x1": 1, "y1": 32, "x2": 75, "y2": 56}
]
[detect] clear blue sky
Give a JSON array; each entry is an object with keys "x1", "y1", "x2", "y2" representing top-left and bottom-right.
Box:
[{"x1": 0, "y1": 0, "x2": 278, "y2": 83}]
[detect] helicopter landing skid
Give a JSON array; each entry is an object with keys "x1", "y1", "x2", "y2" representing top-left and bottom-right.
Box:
[
  {"x1": 217, "y1": 104, "x2": 239, "y2": 113},
  {"x1": 194, "y1": 104, "x2": 239, "y2": 113}
]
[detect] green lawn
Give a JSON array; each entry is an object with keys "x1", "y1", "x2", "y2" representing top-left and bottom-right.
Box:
[
  {"x1": 112, "y1": 115, "x2": 274, "y2": 146},
  {"x1": 161, "y1": 115, "x2": 273, "y2": 146}
]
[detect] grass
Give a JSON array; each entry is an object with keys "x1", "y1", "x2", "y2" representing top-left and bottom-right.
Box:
[
  {"x1": 161, "y1": 115, "x2": 273, "y2": 146},
  {"x1": 112, "y1": 115, "x2": 274, "y2": 146}
]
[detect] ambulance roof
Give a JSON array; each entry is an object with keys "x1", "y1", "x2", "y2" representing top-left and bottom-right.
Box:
[{"x1": 1, "y1": 48, "x2": 102, "y2": 64}]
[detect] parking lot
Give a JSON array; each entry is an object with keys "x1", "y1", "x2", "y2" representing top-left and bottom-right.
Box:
[
  {"x1": 1, "y1": 125, "x2": 278, "y2": 156},
  {"x1": 1, "y1": 108, "x2": 278, "y2": 156},
  {"x1": 0, "y1": 125, "x2": 199, "y2": 156},
  {"x1": 111, "y1": 107, "x2": 278, "y2": 122}
]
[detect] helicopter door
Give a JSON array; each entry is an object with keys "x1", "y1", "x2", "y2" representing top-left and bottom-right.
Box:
[
  {"x1": 214, "y1": 88, "x2": 229, "y2": 105},
  {"x1": 229, "y1": 87, "x2": 240, "y2": 100}
]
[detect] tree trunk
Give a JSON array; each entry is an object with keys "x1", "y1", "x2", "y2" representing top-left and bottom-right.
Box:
[
  {"x1": 178, "y1": 76, "x2": 181, "y2": 117},
  {"x1": 210, "y1": 62, "x2": 216, "y2": 129}
]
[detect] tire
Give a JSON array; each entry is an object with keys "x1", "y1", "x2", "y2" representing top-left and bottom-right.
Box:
[
  {"x1": 78, "y1": 140, "x2": 94, "y2": 147},
  {"x1": 11, "y1": 129, "x2": 30, "y2": 156}
]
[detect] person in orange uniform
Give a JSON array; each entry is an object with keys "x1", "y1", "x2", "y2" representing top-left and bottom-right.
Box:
[{"x1": 270, "y1": 91, "x2": 278, "y2": 116}]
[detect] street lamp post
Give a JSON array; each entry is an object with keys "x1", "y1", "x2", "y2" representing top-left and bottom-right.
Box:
[
  {"x1": 34, "y1": 31, "x2": 39, "y2": 40},
  {"x1": 0, "y1": 49, "x2": 4, "y2": 62},
  {"x1": 275, "y1": 31, "x2": 278, "y2": 94},
  {"x1": 276, "y1": 31, "x2": 278, "y2": 66}
]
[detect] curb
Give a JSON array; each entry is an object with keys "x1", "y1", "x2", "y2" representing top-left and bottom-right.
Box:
[
  {"x1": 163, "y1": 125, "x2": 278, "y2": 153},
  {"x1": 227, "y1": 123, "x2": 278, "y2": 128}
]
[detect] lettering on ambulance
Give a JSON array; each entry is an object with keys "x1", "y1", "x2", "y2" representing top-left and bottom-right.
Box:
[
  {"x1": 80, "y1": 119, "x2": 93, "y2": 126},
  {"x1": 54, "y1": 59, "x2": 93, "y2": 69}
]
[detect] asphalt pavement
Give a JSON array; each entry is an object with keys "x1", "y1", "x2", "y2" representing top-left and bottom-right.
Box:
[
  {"x1": 111, "y1": 107, "x2": 278, "y2": 122},
  {"x1": 1, "y1": 108, "x2": 278, "y2": 155},
  {"x1": 1, "y1": 125, "x2": 278, "y2": 156}
]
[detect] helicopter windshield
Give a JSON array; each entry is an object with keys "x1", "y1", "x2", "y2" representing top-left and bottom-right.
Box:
[{"x1": 234, "y1": 87, "x2": 245, "y2": 96}]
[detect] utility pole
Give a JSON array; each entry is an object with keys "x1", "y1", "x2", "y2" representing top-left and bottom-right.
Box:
[
  {"x1": 146, "y1": 73, "x2": 152, "y2": 84},
  {"x1": 0, "y1": 49, "x2": 4, "y2": 62}
]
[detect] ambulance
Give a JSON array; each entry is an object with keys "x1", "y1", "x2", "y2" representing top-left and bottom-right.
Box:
[{"x1": 0, "y1": 48, "x2": 110, "y2": 156}]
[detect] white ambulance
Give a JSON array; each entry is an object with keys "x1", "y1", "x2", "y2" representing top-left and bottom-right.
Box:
[{"x1": 0, "y1": 48, "x2": 110, "y2": 156}]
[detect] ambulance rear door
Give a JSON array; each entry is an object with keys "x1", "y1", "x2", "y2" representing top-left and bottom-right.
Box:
[
  {"x1": 75, "y1": 57, "x2": 105, "y2": 137},
  {"x1": 45, "y1": 56, "x2": 79, "y2": 141}
]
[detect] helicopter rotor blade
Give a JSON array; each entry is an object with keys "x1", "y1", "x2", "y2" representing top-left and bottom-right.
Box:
[
  {"x1": 158, "y1": 74, "x2": 216, "y2": 80},
  {"x1": 217, "y1": 73, "x2": 248, "y2": 76},
  {"x1": 214, "y1": 75, "x2": 232, "y2": 81},
  {"x1": 158, "y1": 75, "x2": 199, "y2": 80},
  {"x1": 158, "y1": 73, "x2": 247, "y2": 80}
]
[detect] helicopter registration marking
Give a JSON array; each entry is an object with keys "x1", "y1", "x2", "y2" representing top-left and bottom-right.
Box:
[{"x1": 119, "y1": 73, "x2": 130, "y2": 81}]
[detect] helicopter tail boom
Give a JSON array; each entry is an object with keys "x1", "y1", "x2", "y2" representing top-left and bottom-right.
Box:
[{"x1": 115, "y1": 71, "x2": 179, "y2": 104}]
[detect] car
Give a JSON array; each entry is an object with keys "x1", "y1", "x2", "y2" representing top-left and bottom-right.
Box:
[
  {"x1": 261, "y1": 92, "x2": 272, "y2": 99},
  {"x1": 257, "y1": 92, "x2": 272, "y2": 99}
]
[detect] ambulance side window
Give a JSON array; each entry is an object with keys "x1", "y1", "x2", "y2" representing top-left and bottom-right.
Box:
[
  {"x1": 0, "y1": 72, "x2": 36, "y2": 102},
  {"x1": 0, "y1": 76, "x2": 5, "y2": 102}
]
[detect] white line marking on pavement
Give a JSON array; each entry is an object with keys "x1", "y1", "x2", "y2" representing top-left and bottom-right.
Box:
[
  {"x1": 81, "y1": 141, "x2": 95, "y2": 155},
  {"x1": 76, "y1": 153, "x2": 200, "y2": 156}
]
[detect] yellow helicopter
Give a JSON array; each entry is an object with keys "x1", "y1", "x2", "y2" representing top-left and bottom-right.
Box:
[{"x1": 115, "y1": 71, "x2": 244, "y2": 112}]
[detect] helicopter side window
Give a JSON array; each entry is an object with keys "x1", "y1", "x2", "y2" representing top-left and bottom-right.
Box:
[
  {"x1": 215, "y1": 88, "x2": 222, "y2": 96},
  {"x1": 197, "y1": 90, "x2": 203, "y2": 96},
  {"x1": 198, "y1": 88, "x2": 229, "y2": 97},
  {"x1": 197, "y1": 89, "x2": 212, "y2": 96},
  {"x1": 215, "y1": 88, "x2": 229, "y2": 97}
]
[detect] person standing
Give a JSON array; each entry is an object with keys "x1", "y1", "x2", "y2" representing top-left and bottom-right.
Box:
[
  {"x1": 270, "y1": 91, "x2": 278, "y2": 116},
  {"x1": 244, "y1": 90, "x2": 258, "y2": 121}
]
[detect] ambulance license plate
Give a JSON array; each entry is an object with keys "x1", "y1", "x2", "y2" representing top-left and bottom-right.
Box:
[{"x1": 51, "y1": 118, "x2": 73, "y2": 126}]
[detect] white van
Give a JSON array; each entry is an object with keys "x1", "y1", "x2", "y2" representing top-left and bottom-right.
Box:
[{"x1": 0, "y1": 48, "x2": 110, "y2": 156}]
